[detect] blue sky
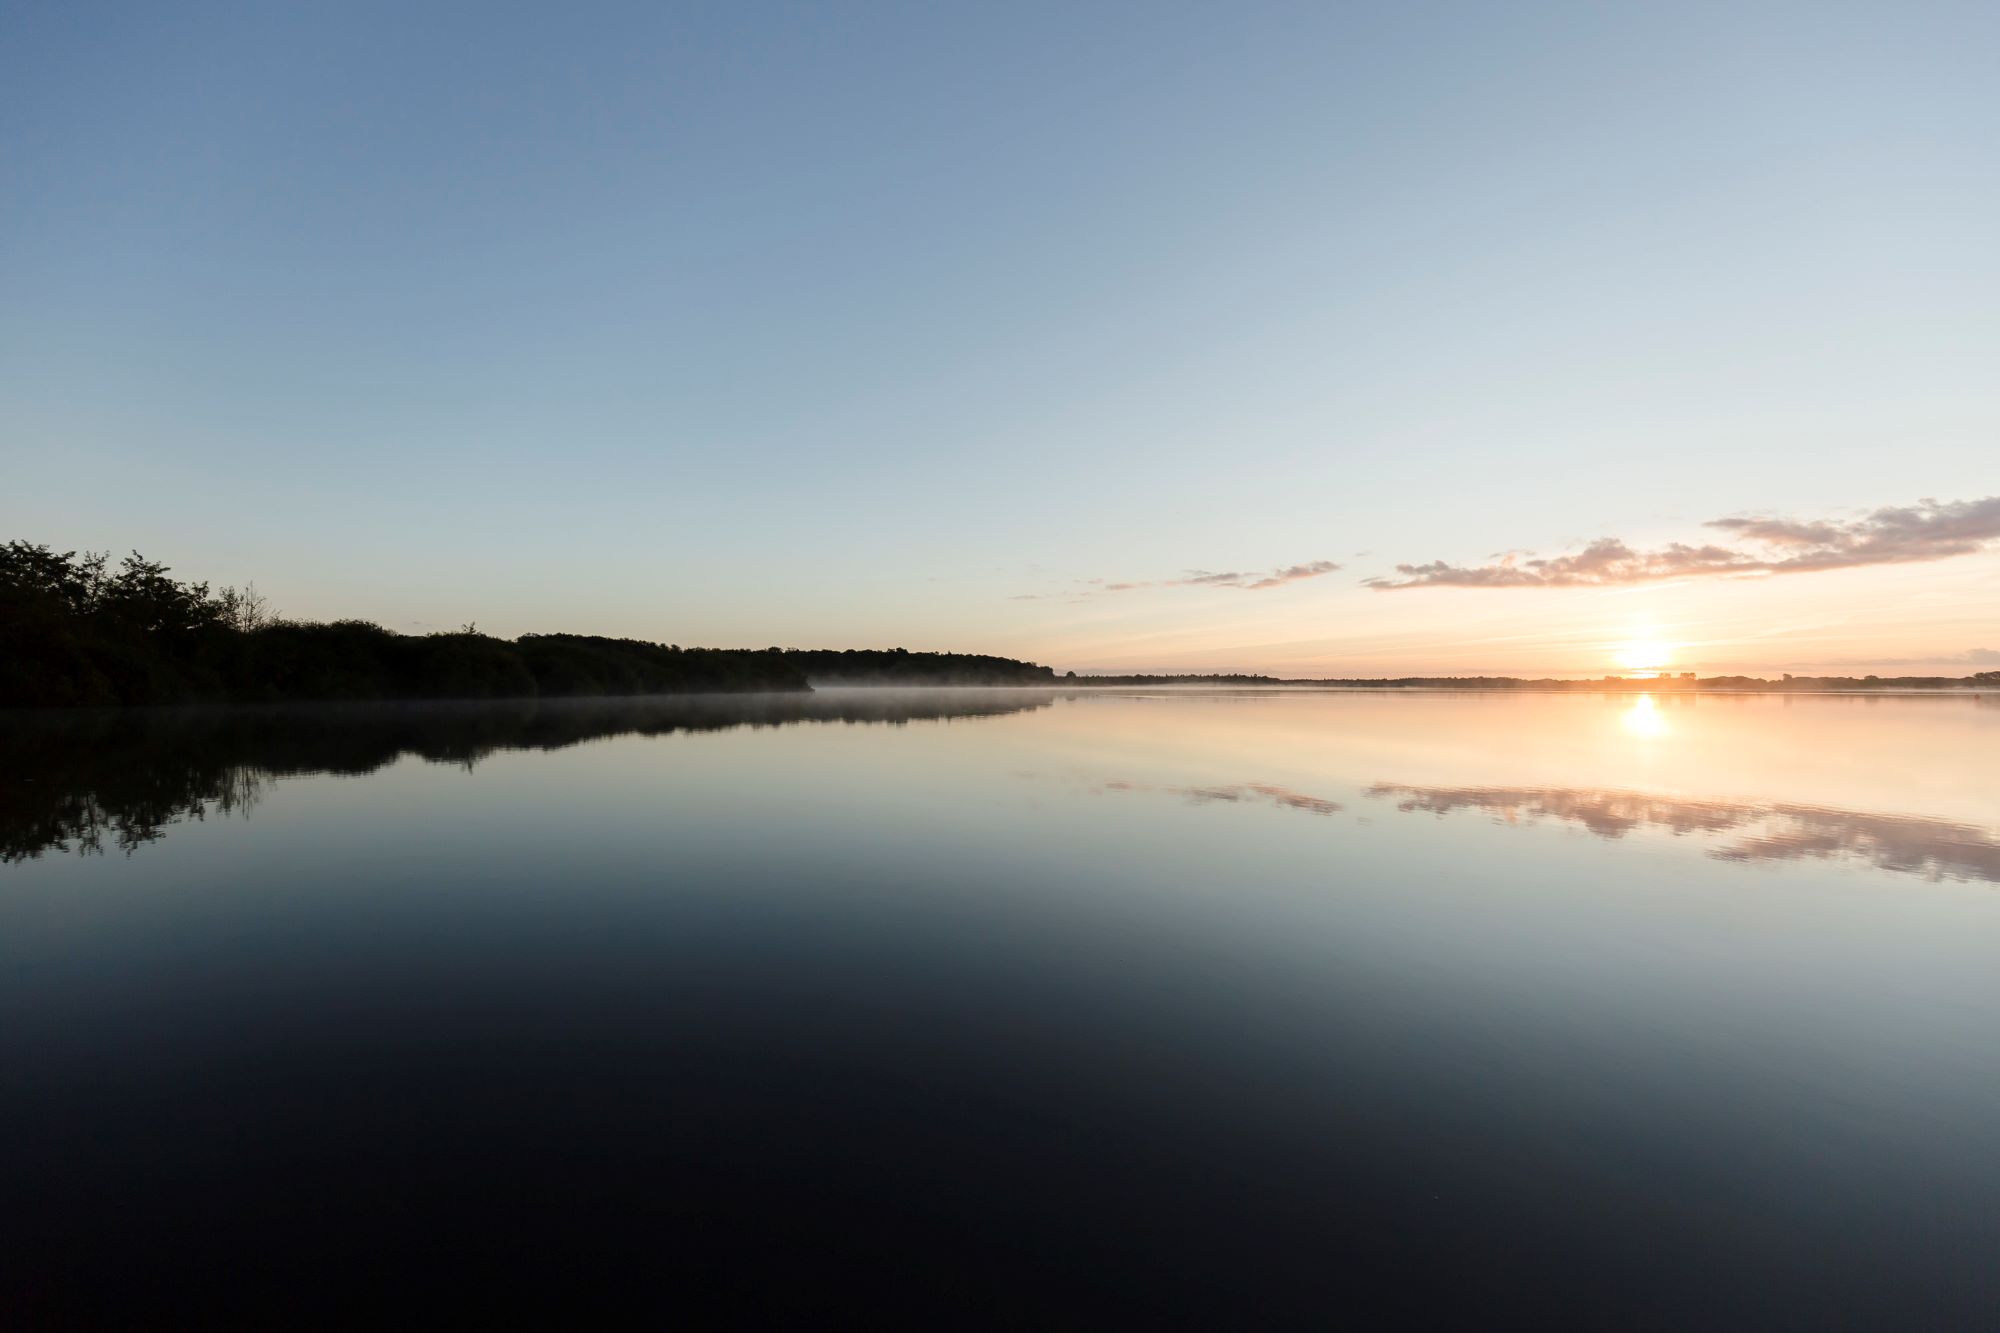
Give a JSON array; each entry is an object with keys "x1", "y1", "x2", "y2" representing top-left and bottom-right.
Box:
[{"x1": 5, "y1": 1, "x2": 1996, "y2": 673}]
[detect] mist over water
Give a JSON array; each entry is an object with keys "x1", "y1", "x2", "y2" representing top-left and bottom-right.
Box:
[{"x1": 5, "y1": 690, "x2": 1998, "y2": 1324}]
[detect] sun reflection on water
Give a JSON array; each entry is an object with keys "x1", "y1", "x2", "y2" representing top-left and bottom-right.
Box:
[{"x1": 1621, "y1": 694, "x2": 1670, "y2": 739}]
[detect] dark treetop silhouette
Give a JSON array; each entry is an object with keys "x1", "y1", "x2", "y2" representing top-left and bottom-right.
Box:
[{"x1": 0, "y1": 542, "x2": 1056, "y2": 707}]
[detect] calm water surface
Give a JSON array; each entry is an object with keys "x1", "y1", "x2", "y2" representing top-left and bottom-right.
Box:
[{"x1": 5, "y1": 690, "x2": 1998, "y2": 1326}]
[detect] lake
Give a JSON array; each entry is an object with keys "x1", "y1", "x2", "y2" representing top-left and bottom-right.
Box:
[{"x1": 5, "y1": 689, "x2": 1998, "y2": 1326}]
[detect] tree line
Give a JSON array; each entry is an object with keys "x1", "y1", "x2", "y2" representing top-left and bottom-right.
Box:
[
  {"x1": 0, "y1": 541, "x2": 1053, "y2": 708},
  {"x1": 781, "y1": 647, "x2": 1057, "y2": 685}
]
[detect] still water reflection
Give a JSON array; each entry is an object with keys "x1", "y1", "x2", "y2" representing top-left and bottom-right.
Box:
[
  {"x1": 4, "y1": 689, "x2": 1997, "y2": 1325},
  {"x1": 1369, "y1": 783, "x2": 2000, "y2": 882},
  {"x1": 1, "y1": 692, "x2": 1054, "y2": 862}
]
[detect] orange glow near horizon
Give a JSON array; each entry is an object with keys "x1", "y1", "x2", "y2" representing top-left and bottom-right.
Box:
[
  {"x1": 1615, "y1": 638, "x2": 1675, "y2": 672},
  {"x1": 995, "y1": 554, "x2": 1999, "y2": 679}
]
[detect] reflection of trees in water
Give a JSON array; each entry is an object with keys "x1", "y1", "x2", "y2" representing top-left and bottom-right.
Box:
[
  {"x1": 6, "y1": 762, "x2": 269, "y2": 860},
  {"x1": 1368, "y1": 784, "x2": 2000, "y2": 884},
  {"x1": 1, "y1": 692, "x2": 1056, "y2": 862}
]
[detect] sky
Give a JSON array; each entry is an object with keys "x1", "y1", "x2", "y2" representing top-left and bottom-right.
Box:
[{"x1": 4, "y1": 0, "x2": 1996, "y2": 676}]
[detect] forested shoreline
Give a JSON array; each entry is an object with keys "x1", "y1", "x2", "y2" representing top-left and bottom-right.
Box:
[{"x1": 0, "y1": 542, "x2": 1053, "y2": 707}]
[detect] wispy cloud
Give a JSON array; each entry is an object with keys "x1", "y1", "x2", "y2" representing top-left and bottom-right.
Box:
[
  {"x1": 1066, "y1": 559, "x2": 1341, "y2": 597},
  {"x1": 1368, "y1": 495, "x2": 2000, "y2": 590},
  {"x1": 1822, "y1": 647, "x2": 2000, "y2": 669},
  {"x1": 1244, "y1": 561, "x2": 1344, "y2": 589}
]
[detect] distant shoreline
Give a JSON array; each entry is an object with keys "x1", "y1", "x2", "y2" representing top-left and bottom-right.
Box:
[
  {"x1": 1027, "y1": 674, "x2": 2000, "y2": 694},
  {"x1": 800, "y1": 677, "x2": 2000, "y2": 692},
  {"x1": 9, "y1": 540, "x2": 1994, "y2": 709}
]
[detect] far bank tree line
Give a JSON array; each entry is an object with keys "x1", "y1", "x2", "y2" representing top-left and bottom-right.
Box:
[{"x1": 0, "y1": 542, "x2": 1057, "y2": 708}]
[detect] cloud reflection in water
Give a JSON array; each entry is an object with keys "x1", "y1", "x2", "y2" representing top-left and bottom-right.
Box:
[
  {"x1": 1369, "y1": 784, "x2": 2000, "y2": 884},
  {"x1": 1102, "y1": 781, "x2": 1344, "y2": 816}
]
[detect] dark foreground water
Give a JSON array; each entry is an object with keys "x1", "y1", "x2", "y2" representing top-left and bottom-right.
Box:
[{"x1": 5, "y1": 689, "x2": 1998, "y2": 1327}]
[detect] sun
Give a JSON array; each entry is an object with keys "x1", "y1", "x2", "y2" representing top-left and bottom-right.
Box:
[{"x1": 1616, "y1": 638, "x2": 1672, "y2": 672}]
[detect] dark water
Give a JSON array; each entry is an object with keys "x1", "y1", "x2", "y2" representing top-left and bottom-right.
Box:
[{"x1": 5, "y1": 690, "x2": 1998, "y2": 1327}]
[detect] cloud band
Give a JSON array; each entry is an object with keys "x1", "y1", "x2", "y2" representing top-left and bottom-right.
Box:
[{"x1": 1368, "y1": 496, "x2": 2000, "y2": 590}]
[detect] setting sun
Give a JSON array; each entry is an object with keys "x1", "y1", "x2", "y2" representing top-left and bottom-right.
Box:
[{"x1": 1616, "y1": 639, "x2": 1674, "y2": 671}]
